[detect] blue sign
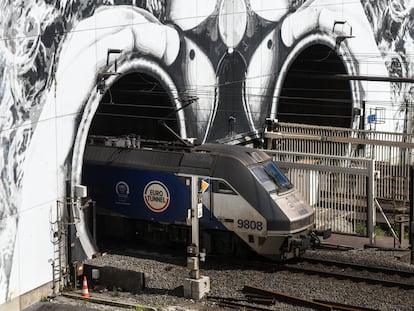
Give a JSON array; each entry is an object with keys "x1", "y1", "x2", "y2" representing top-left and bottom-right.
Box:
[{"x1": 367, "y1": 114, "x2": 376, "y2": 124}]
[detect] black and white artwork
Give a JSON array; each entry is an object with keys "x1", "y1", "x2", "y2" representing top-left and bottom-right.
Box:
[{"x1": 0, "y1": 0, "x2": 413, "y2": 304}]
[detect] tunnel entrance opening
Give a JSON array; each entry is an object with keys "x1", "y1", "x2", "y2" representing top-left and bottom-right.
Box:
[
  {"x1": 278, "y1": 44, "x2": 353, "y2": 128},
  {"x1": 88, "y1": 72, "x2": 179, "y2": 140},
  {"x1": 82, "y1": 71, "x2": 182, "y2": 250}
]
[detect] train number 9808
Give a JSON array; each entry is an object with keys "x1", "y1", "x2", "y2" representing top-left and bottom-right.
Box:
[{"x1": 237, "y1": 219, "x2": 263, "y2": 231}]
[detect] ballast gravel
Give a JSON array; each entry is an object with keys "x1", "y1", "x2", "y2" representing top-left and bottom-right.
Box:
[{"x1": 44, "y1": 247, "x2": 414, "y2": 311}]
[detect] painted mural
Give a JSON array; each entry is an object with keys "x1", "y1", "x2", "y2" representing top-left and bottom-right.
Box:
[
  {"x1": 362, "y1": 0, "x2": 414, "y2": 133},
  {"x1": 0, "y1": 0, "x2": 413, "y2": 305}
]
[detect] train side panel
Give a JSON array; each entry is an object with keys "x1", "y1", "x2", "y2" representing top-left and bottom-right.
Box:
[
  {"x1": 83, "y1": 164, "x2": 228, "y2": 230},
  {"x1": 83, "y1": 164, "x2": 190, "y2": 224}
]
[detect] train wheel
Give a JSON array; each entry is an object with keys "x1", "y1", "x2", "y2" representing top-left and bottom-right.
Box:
[{"x1": 233, "y1": 236, "x2": 251, "y2": 259}]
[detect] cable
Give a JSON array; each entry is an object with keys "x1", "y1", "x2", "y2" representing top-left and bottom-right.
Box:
[
  {"x1": 1, "y1": 0, "x2": 413, "y2": 66},
  {"x1": 93, "y1": 108, "x2": 408, "y2": 124},
  {"x1": 0, "y1": 197, "x2": 66, "y2": 222},
  {"x1": 0, "y1": 86, "x2": 408, "y2": 133},
  {"x1": 0, "y1": 0, "x2": 365, "y2": 41},
  {"x1": 0, "y1": 88, "x2": 409, "y2": 135}
]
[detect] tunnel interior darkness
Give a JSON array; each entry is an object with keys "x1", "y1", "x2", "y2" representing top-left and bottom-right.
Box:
[
  {"x1": 278, "y1": 44, "x2": 353, "y2": 128},
  {"x1": 88, "y1": 72, "x2": 179, "y2": 140}
]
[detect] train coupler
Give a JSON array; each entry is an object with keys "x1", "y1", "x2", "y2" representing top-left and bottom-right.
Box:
[{"x1": 310, "y1": 228, "x2": 332, "y2": 249}]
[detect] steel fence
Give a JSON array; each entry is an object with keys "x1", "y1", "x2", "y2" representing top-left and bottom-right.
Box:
[
  {"x1": 266, "y1": 150, "x2": 374, "y2": 236},
  {"x1": 264, "y1": 122, "x2": 414, "y2": 204}
]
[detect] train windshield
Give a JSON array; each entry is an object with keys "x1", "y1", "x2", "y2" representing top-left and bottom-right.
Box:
[
  {"x1": 264, "y1": 162, "x2": 293, "y2": 191},
  {"x1": 251, "y1": 161, "x2": 293, "y2": 193}
]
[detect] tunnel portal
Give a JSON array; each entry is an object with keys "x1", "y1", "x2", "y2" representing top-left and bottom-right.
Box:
[
  {"x1": 278, "y1": 44, "x2": 353, "y2": 128},
  {"x1": 88, "y1": 72, "x2": 179, "y2": 140}
]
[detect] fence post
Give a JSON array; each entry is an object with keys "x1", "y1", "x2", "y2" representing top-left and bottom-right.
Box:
[
  {"x1": 367, "y1": 159, "x2": 376, "y2": 245},
  {"x1": 410, "y1": 166, "x2": 414, "y2": 264}
]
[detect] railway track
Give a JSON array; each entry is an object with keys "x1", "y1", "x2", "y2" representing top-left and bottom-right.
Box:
[
  {"x1": 85, "y1": 241, "x2": 414, "y2": 310},
  {"x1": 281, "y1": 256, "x2": 414, "y2": 290},
  {"x1": 108, "y1": 242, "x2": 414, "y2": 291},
  {"x1": 208, "y1": 285, "x2": 380, "y2": 311},
  {"x1": 208, "y1": 254, "x2": 414, "y2": 310}
]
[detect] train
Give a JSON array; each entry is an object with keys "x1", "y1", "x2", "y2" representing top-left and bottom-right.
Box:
[{"x1": 82, "y1": 135, "x2": 321, "y2": 261}]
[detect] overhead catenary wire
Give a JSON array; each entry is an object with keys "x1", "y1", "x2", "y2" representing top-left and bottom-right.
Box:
[
  {"x1": 0, "y1": 2, "x2": 412, "y2": 108},
  {"x1": 0, "y1": 1, "x2": 413, "y2": 60},
  {"x1": 0, "y1": 1, "x2": 412, "y2": 135},
  {"x1": 0, "y1": 91, "x2": 409, "y2": 135},
  {"x1": 0, "y1": 0, "x2": 368, "y2": 41},
  {"x1": 101, "y1": 66, "x2": 410, "y2": 103}
]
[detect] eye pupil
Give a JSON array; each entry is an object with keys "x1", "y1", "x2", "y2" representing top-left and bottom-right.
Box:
[{"x1": 189, "y1": 49, "x2": 195, "y2": 60}]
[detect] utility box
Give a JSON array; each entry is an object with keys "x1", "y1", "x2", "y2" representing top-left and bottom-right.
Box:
[
  {"x1": 75, "y1": 185, "x2": 88, "y2": 198},
  {"x1": 183, "y1": 276, "x2": 210, "y2": 300},
  {"x1": 395, "y1": 214, "x2": 409, "y2": 248}
]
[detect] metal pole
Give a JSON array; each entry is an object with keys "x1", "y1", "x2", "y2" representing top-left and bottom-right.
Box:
[
  {"x1": 92, "y1": 201, "x2": 97, "y2": 243},
  {"x1": 65, "y1": 180, "x2": 72, "y2": 267},
  {"x1": 192, "y1": 176, "x2": 199, "y2": 249},
  {"x1": 65, "y1": 180, "x2": 75, "y2": 287},
  {"x1": 367, "y1": 159, "x2": 376, "y2": 245},
  {"x1": 187, "y1": 176, "x2": 200, "y2": 279},
  {"x1": 410, "y1": 167, "x2": 414, "y2": 264},
  {"x1": 183, "y1": 177, "x2": 210, "y2": 300}
]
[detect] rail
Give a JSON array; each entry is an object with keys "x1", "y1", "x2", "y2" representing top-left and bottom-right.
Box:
[{"x1": 242, "y1": 285, "x2": 379, "y2": 311}]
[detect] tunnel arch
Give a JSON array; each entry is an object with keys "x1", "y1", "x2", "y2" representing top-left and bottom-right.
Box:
[
  {"x1": 270, "y1": 34, "x2": 362, "y2": 130},
  {"x1": 89, "y1": 71, "x2": 180, "y2": 140},
  {"x1": 277, "y1": 44, "x2": 353, "y2": 127},
  {"x1": 72, "y1": 57, "x2": 186, "y2": 185},
  {"x1": 69, "y1": 58, "x2": 184, "y2": 257}
]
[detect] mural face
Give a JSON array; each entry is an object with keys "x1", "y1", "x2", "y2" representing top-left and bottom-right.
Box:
[
  {"x1": 0, "y1": 0, "x2": 413, "y2": 305},
  {"x1": 362, "y1": 0, "x2": 414, "y2": 133}
]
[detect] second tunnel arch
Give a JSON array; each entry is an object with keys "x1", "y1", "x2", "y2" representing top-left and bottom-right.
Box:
[{"x1": 277, "y1": 44, "x2": 355, "y2": 128}]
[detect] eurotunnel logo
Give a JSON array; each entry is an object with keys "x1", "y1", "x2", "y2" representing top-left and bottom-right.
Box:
[
  {"x1": 143, "y1": 181, "x2": 170, "y2": 213},
  {"x1": 115, "y1": 181, "x2": 130, "y2": 204}
]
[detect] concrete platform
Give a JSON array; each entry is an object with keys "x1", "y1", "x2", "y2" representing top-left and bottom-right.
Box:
[{"x1": 322, "y1": 233, "x2": 408, "y2": 250}]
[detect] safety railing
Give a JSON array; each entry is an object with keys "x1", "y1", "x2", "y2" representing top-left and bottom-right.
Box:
[
  {"x1": 266, "y1": 150, "x2": 375, "y2": 239},
  {"x1": 264, "y1": 122, "x2": 414, "y2": 204}
]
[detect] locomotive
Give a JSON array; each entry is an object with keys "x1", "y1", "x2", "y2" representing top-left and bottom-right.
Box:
[{"x1": 82, "y1": 136, "x2": 318, "y2": 261}]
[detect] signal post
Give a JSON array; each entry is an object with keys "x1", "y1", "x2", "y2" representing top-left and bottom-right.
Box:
[{"x1": 183, "y1": 176, "x2": 210, "y2": 300}]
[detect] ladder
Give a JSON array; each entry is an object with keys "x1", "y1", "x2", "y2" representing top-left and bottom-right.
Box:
[{"x1": 50, "y1": 201, "x2": 68, "y2": 295}]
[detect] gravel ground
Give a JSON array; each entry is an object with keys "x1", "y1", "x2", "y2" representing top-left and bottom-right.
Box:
[{"x1": 43, "y1": 247, "x2": 414, "y2": 311}]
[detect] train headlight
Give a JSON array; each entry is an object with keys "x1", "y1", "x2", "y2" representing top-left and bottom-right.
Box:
[{"x1": 290, "y1": 215, "x2": 313, "y2": 232}]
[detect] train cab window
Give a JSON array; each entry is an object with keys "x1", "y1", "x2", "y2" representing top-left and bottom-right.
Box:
[
  {"x1": 251, "y1": 162, "x2": 293, "y2": 193},
  {"x1": 212, "y1": 180, "x2": 237, "y2": 195},
  {"x1": 251, "y1": 166, "x2": 269, "y2": 183},
  {"x1": 250, "y1": 166, "x2": 277, "y2": 193},
  {"x1": 264, "y1": 162, "x2": 293, "y2": 191}
]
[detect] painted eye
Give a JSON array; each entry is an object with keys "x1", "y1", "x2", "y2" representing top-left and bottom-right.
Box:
[
  {"x1": 218, "y1": 0, "x2": 247, "y2": 49},
  {"x1": 167, "y1": 0, "x2": 216, "y2": 31},
  {"x1": 189, "y1": 49, "x2": 195, "y2": 60},
  {"x1": 250, "y1": 0, "x2": 289, "y2": 22}
]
